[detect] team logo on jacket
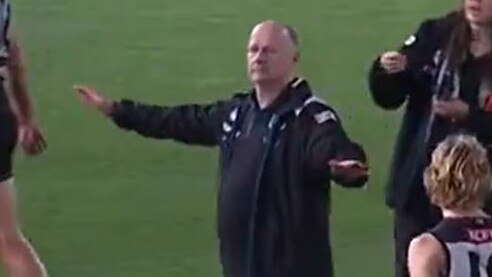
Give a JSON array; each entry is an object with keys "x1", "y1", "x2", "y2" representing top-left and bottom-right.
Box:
[
  {"x1": 314, "y1": 110, "x2": 337, "y2": 124},
  {"x1": 222, "y1": 122, "x2": 232, "y2": 133}
]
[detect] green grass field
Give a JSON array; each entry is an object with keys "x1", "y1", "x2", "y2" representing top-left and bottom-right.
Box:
[{"x1": 10, "y1": 0, "x2": 454, "y2": 276}]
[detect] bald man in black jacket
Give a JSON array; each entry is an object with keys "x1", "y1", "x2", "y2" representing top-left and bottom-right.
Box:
[{"x1": 76, "y1": 21, "x2": 368, "y2": 277}]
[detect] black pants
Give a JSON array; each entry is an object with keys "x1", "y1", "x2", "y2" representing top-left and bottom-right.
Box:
[
  {"x1": 0, "y1": 111, "x2": 17, "y2": 182},
  {"x1": 393, "y1": 189, "x2": 441, "y2": 277}
]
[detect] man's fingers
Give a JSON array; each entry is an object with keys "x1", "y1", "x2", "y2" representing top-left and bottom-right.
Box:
[
  {"x1": 73, "y1": 85, "x2": 106, "y2": 110},
  {"x1": 23, "y1": 129, "x2": 34, "y2": 155},
  {"x1": 381, "y1": 61, "x2": 405, "y2": 74},
  {"x1": 21, "y1": 139, "x2": 34, "y2": 155},
  {"x1": 386, "y1": 67, "x2": 402, "y2": 74},
  {"x1": 381, "y1": 59, "x2": 400, "y2": 67},
  {"x1": 382, "y1": 51, "x2": 401, "y2": 59},
  {"x1": 74, "y1": 86, "x2": 88, "y2": 97},
  {"x1": 77, "y1": 92, "x2": 91, "y2": 105},
  {"x1": 380, "y1": 51, "x2": 407, "y2": 74},
  {"x1": 36, "y1": 139, "x2": 46, "y2": 154},
  {"x1": 434, "y1": 106, "x2": 445, "y2": 116},
  {"x1": 17, "y1": 127, "x2": 25, "y2": 143},
  {"x1": 76, "y1": 90, "x2": 99, "y2": 107},
  {"x1": 73, "y1": 85, "x2": 83, "y2": 92},
  {"x1": 382, "y1": 52, "x2": 404, "y2": 63},
  {"x1": 329, "y1": 160, "x2": 356, "y2": 167},
  {"x1": 73, "y1": 85, "x2": 91, "y2": 93},
  {"x1": 329, "y1": 160, "x2": 367, "y2": 170},
  {"x1": 28, "y1": 140, "x2": 42, "y2": 156},
  {"x1": 328, "y1": 160, "x2": 343, "y2": 167},
  {"x1": 25, "y1": 138, "x2": 43, "y2": 156},
  {"x1": 33, "y1": 131, "x2": 47, "y2": 153},
  {"x1": 18, "y1": 127, "x2": 46, "y2": 156},
  {"x1": 385, "y1": 55, "x2": 402, "y2": 62},
  {"x1": 40, "y1": 134, "x2": 47, "y2": 149},
  {"x1": 30, "y1": 141, "x2": 42, "y2": 155},
  {"x1": 74, "y1": 87, "x2": 91, "y2": 101},
  {"x1": 73, "y1": 85, "x2": 96, "y2": 99},
  {"x1": 76, "y1": 88, "x2": 93, "y2": 100},
  {"x1": 433, "y1": 101, "x2": 451, "y2": 116},
  {"x1": 25, "y1": 128, "x2": 33, "y2": 145}
]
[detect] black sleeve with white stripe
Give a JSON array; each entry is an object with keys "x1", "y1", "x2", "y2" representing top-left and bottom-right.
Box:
[{"x1": 305, "y1": 105, "x2": 367, "y2": 188}]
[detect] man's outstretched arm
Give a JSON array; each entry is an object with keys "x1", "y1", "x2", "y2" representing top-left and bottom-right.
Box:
[
  {"x1": 74, "y1": 85, "x2": 231, "y2": 146},
  {"x1": 306, "y1": 109, "x2": 368, "y2": 188}
]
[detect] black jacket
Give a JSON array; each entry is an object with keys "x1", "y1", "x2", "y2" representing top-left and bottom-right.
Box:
[
  {"x1": 109, "y1": 77, "x2": 367, "y2": 277},
  {"x1": 369, "y1": 13, "x2": 492, "y2": 212}
]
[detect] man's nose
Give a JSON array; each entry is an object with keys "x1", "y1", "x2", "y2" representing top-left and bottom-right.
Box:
[{"x1": 253, "y1": 50, "x2": 267, "y2": 63}]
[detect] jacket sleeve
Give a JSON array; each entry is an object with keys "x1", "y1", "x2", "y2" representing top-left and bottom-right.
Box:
[
  {"x1": 305, "y1": 108, "x2": 368, "y2": 188},
  {"x1": 108, "y1": 98, "x2": 234, "y2": 146},
  {"x1": 368, "y1": 19, "x2": 439, "y2": 109}
]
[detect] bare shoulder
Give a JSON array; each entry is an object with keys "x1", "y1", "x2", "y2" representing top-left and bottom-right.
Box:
[
  {"x1": 408, "y1": 233, "x2": 445, "y2": 276},
  {"x1": 410, "y1": 233, "x2": 441, "y2": 253}
]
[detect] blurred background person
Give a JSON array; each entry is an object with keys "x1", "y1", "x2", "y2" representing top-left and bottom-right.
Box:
[{"x1": 369, "y1": 0, "x2": 492, "y2": 276}]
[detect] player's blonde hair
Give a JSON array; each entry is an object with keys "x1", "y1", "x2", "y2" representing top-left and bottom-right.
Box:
[{"x1": 424, "y1": 134, "x2": 492, "y2": 210}]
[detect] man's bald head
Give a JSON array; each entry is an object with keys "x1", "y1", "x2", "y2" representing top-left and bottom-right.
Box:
[
  {"x1": 247, "y1": 21, "x2": 299, "y2": 86},
  {"x1": 249, "y1": 20, "x2": 299, "y2": 49}
]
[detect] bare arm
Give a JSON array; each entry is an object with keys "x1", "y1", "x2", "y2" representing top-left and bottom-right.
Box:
[
  {"x1": 408, "y1": 233, "x2": 446, "y2": 277},
  {"x1": 6, "y1": 36, "x2": 33, "y2": 123},
  {"x1": 4, "y1": 31, "x2": 46, "y2": 155}
]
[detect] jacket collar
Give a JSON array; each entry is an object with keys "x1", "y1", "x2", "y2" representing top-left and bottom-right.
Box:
[{"x1": 248, "y1": 77, "x2": 313, "y2": 117}]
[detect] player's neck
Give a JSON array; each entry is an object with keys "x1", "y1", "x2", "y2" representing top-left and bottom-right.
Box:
[{"x1": 442, "y1": 208, "x2": 488, "y2": 218}]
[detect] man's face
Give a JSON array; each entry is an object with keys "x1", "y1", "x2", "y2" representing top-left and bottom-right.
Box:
[
  {"x1": 464, "y1": 0, "x2": 492, "y2": 25},
  {"x1": 247, "y1": 23, "x2": 297, "y2": 85}
]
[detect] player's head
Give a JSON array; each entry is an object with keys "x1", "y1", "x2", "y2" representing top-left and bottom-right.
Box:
[
  {"x1": 424, "y1": 134, "x2": 491, "y2": 211},
  {"x1": 247, "y1": 20, "x2": 299, "y2": 86},
  {"x1": 463, "y1": 0, "x2": 492, "y2": 26}
]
